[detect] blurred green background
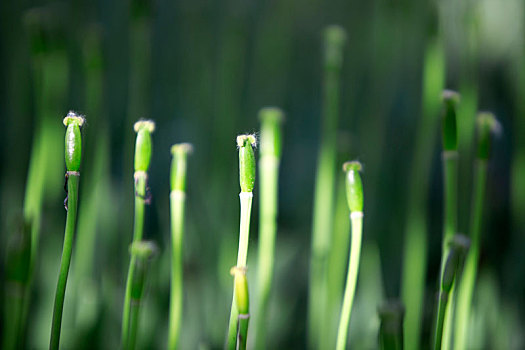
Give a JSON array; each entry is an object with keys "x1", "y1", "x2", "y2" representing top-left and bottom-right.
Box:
[{"x1": 1, "y1": 0, "x2": 524, "y2": 348}]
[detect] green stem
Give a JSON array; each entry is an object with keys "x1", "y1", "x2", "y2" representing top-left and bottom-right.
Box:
[
  {"x1": 122, "y1": 173, "x2": 147, "y2": 348},
  {"x1": 439, "y1": 153, "x2": 458, "y2": 350},
  {"x1": 126, "y1": 241, "x2": 156, "y2": 350},
  {"x1": 128, "y1": 300, "x2": 142, "y2": 350},
  {"x1": 453, "y1": 160, "x2": 487, "y2": 350},
  {"x1": 227, "y1": 192, "x2": 253, "y2": 349},
  {"x1": 378, "y1": 302, "x2": 405, "y2": 350},
  {"x1": 442, "y1": 153, "x2": 458, "y2": 254},
  {"x1": 309, "y1": 25, "x2": 345, "y2": 349},
  {"x1": 335, "y1": 214, "x2": 363, "y2": 350},
  {"x1": 50, "y1": 174, "x2": 80, "y2": 350},
  {"x1": 401, "y1": 34, "x2": 444, "y2": 350},
  {"x1": 434, "y1": 234, "x2": 470, "y2": 350},
  {"x1": 255, "y1": 155, "x2": 279, "y2": 349},
  {"x1": 168, "y1": 190, "x2": 185, "y2": 349},
  {"x1": 434, "y1": 292, "x2": 449, "y2": 350},
  {"x1": 237, "y1": 314, "x2": 250, "y2": 350}
]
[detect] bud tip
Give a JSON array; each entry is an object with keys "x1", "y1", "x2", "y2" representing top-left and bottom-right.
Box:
[
  {"x1": 63, "y1": 111, "x2": 85, "y2": 127},
  {"x1": 236, "y1": 134, "x2": 257, "y2": 148},
  {"x1": 134, "y1": 119, "x2": 156, "y2": 133}
]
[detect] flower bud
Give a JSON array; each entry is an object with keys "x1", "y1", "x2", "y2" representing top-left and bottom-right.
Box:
[
  {"x1": 323, "y1": 25, "x2": 346, "y2": 71},
  {"x1": 441, "y1": 234, "x2": 470, "y2": 293},
  {"x1": 130, "y1": 241, "x2": 157, "y2": 300},
  {"x1": 63, "y1": 111, "x2": 85, "y2": 172},
  {"x1": 237, "y1": 135, "x2": 256, "y2": 193},
  {"x1": 134, "y1": 120, "x2": 155, "y2": 173},
  {"x1": 476, "y1": 112, "x2": 500, "y2": 160},
  {"x1": 231, "y1": 267, "x2": 249, "y2": 315},
  {"x1": 170, "y1": 143, "x2": 193, "y2": 192},
  {"x1": 343, "y1": 161, "x2": 363, "y2": 213},
  {"x1": 259, "y1": 107, "x2": 284, "y2": 159}
]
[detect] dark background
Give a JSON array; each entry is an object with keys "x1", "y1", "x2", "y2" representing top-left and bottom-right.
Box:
[{"x1": 0, "y1": 0, "x2": 524, "y2": 348}]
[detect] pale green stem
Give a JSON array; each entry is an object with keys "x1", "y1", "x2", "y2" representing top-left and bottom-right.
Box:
[
  {"x1": 335, "y1": 213, "x2": 363, "y2": 350},
  {"x1": 454, "y1": 161, "x2": 487, "y2": 350},
  {"x1": 121, "y1": 173, "x2": 147, "y2": 349},
  {"x1": 255, "y1": 156, "x2": 279, "y2": 349},
  {"x1": 227, "y1": 192, "x2": 253, "y2": 350},
  {"x1": 434, "y1": 292, "x2": 449, "y2": 350},
  {"x1": 50, "y1": 174, "x2": 80, "y2": 350},
  {"x1": 168, "y1": 190, "x2": 185, "y2": 349},
  {"x1": 309, "y1": 49, "x2": 341, "y2": 349}
]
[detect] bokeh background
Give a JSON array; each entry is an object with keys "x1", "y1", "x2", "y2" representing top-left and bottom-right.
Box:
[{"x1": 1, "y1": 0, "x2": 524, "y2": 348}]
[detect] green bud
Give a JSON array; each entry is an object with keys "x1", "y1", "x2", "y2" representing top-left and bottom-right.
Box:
[
  {"x1": 476, "y1": 112, "x2": 500, "y2": 160},
  {"x1": 441, "y1": 90, "x2": 460, "y2": 152},
  {"x1": 134, "y1": 120, "x2": 155, "y2": 172},
  {"x1": 63, "y1": 111, "x2": 85, "y2": 172},
  {"x1": 378, "y1": 301, "x2": 405, "y2": 350},
  {"x1": 259, "y1": 107, "x2": 284, "y2": 159},
  {"x1": 323, "y1": 25, "x2": 346, "y2": 70},
  {"x1": 231, "y1": 267, "x2": 249, "y2": 315},
  {"x1": 130, "y1": 241, "x2": 157, "y2": 301},
  {"x1": 170, "y1": 143, "x2": 193, "y2": 192},
  {"x1": 237, "y1": 134, "x2": 256, "y2": 193},
  {"x1": 343, "y1": 161, "x2": 363, "y2": 212},
  {"x1": 441, "y1": 234, "x2": 470, "y2": 293},
  {"x1": 130, "y1": 240, "x2": 158, "y2": 259}
]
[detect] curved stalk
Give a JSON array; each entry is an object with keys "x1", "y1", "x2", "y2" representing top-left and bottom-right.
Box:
[
  {"x1": 335, "y1": 161, "x2": 363, "y2": 350},
  {"x1": 50, "y1": 113, "x2": 85, "y2": 350},
  {"x1": 335, "y1": 213, "x2": 363, "y2": 350},
  {"x1": 437, "y1": 91, "x2": 460, "y2": 350}
]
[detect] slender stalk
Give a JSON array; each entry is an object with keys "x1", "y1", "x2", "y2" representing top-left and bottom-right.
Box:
[
  {"x1": 401, "y1": 33, "x2": 445, "y2": 350},
  {"x1": 308, "y1": 25, "x2": 346, "y2": 349},
  {"x1": 436, "y1": 91, "x2": 460, "y2": 350},
  {"x1": 122, "y1": 120, "x2": 155, "y2": 349},
  {"x1": 434, "y1": 235, "x2": 470, "y2": 350},
  {"x1": 255, "y1": 107, "x2": 284, "y2": 349},
  {"x1": 336, "y1": 161, "x2": 364, "y2": 350},
  {"x1": 454, "y1": 113, "x2": 499, "y2": 350},
  {"x1": 168, "y1": 143, "x2": 192, "y2": 350},
  {"x1": 127, "y1": 241, "x2": 157, "y2": 350},
  {"x1": 378, "y1": 301, "x2": 405, "y2": 350},
  {"x1": 50, "y1": 113, "x2": 85, "y2": 350},
  {"x1": 227, "y1": 135, "x2": 256, "y2": 350},
  {"x1": 232, "y1": 267, "x2": 250, "y2": 350}
]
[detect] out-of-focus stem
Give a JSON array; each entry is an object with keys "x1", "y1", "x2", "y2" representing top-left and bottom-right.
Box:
[
  {"x1": 168, "y1": 143, "x2": 192, "y2": 350},
  {"x1": 401, "y1": 33, "x2": 444, "y2": 350},
  {"x1": 255, "y1": 108, "x2": 283, "y2": 350},
  {"x1": 308, "y1": 25, "x2": 346, "y2": 349}
]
